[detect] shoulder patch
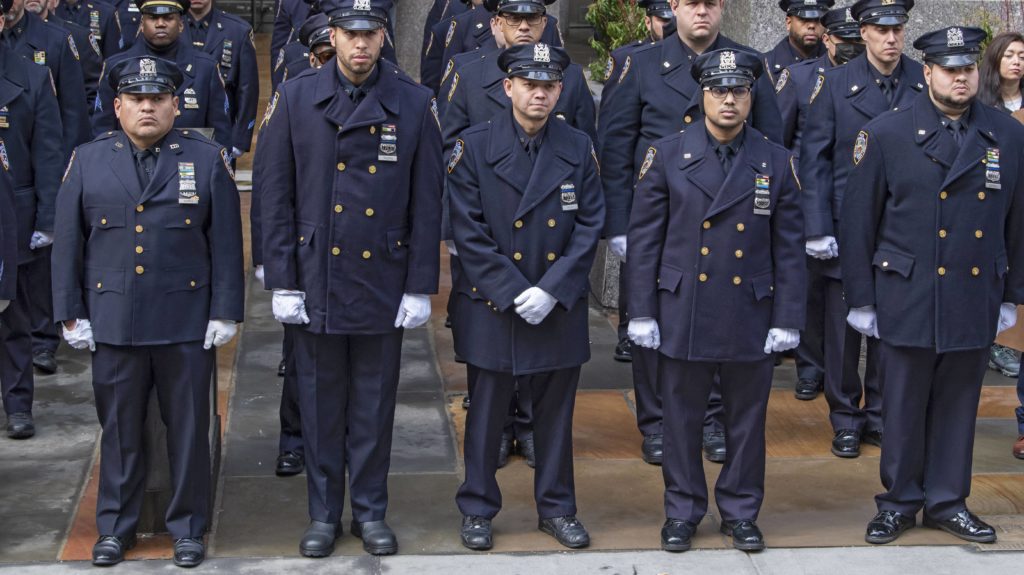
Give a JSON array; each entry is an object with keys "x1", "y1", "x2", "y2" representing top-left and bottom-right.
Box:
[
  {"x1": 249, "y1": 29, "x2": 256, "y2": 48},
  {"x1": 274, "y1": 48, "x2": 286, "y2": 71},
  {"x1": 62, "y1": 149, "x2": 75, "y2": 182},
  {"x1": 430, "y1": 98, "x2": 441, "y2": 131},
  {"x1": 260, "y1": 90, "x2": 280, "y2": 131},
  {"x1": 221, "y1": 148, "x2": 235, "y2": 179},
  {"x1": 88, "y1": 33, "x2": 102, "y2": 58},
  {"x1": 441, "y1": 58, "x2": 455, "y2": 84},
  {"x1": 447, "y1": 72, "x2": 460, "y2": 102},
  {"x1": 604, "y1": 55, "x2": 614, "y2": 82},
  {"x1": 591, "y1": 144, "x2": 600, "y2": 176},
  {"x1": 618, "y1": 55, "x2": 632, "y2": 84},
  {"x1": 0, "y1": 138, "x2": 9, "y2": 171},
  {"x1": 774, "y1": 68, "x2": 790, "y2": 94},
  {"x1": 424, "y1": 32, "x2": 434, "y2": 57},
  {"x1": 448, "y1": 139, "x2": 464, "y2": 173},
  {"x1": 444, "y1": 20, "x2": 456, "y2": 48},
  {"x1": 638, "y1": 146, "x2": 656, "y2": 181},
  {"x1": 67, "y1": 35, "x2": 80, "y2": 61},
  {"x1": 789, "y1": 156, "x2": 801, "y2": 190},
  {"x1": 810, "y1": 74, "x2": 824, "y2": 104},
  {"x1": 853, "y1": 131, "x2": 868, "y2": 165}
]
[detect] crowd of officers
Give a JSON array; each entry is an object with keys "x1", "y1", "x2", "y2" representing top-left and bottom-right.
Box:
[{"x1": 0, "y1": 0, "x2": 1022, "y2": 568}]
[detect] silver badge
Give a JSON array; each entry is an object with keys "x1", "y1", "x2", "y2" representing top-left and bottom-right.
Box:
[
  {"x1": 534, "y1": 43, "x2": 550, "y2": 63},
  {"x1": 845, "y1": 8, "x2": 854, "y2": 22},
  {"x1": 140, "y1": 58, "x2": 157, "y2": 77},
  {"x1": 947, "y1": 27, "x2": 964, "y2": 48},
  {"x1": 354, "y1": 0, "x2": 372, "y2": 11},
  {"x1": 720, "y1": 51, "x2": 737, "y2": 71}
]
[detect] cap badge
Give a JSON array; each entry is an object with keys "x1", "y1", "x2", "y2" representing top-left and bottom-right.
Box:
[
  {"x1": 353, "y1": 0, "x2": 371, "y2": 11},
  {"x1": 881, "y1": 0, "x2": 895, "y2": 5},
  {"x1": 140, "y1": 58, "x2": 157, "y2": 77},
  {"x1": 534, "y1": 43, "x2": 550, "y2": 63},
  {"x1": 845, "y1": 8, "x2": 854, "y2": 22},
  {"x1": 719, "y1": 51, "x2": 736, "y2": 71},
  {"x1": 947, "y1": 27, "x2": 964, "y2": 48}
]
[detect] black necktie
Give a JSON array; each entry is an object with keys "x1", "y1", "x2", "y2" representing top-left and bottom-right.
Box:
[
  {"x1": 947, "y1": 120, "x2": 965, "y2": 146},
  {"x1": 135, "y1": 149, "x2": 155, "y2": 187},
  {"x1": 879, "y1": 77, "x2": 894, "y2": 106},
  {"x1": 1, "y1": 30, "x2": 14, "y2": 49},
  {"x1": 716, "y1": 145, "x2": 734, "y2": 174},
  {"x1": 526, "y1": 139, "x2": 538, "y2": 163},
  {"x1": 351, "y1": 86, "x2": 366, "y2": 104}
]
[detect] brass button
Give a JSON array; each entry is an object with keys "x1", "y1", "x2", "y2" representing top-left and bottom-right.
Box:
[
  {"x1": 939, "y1": 229, "x2": 947, "y2": 238},
  {"x1": 513, "y1": 252, "x2": 523, "y2": 261},
  {"x1": 547, "y1": 218, "x2": 556, "y2": 228},
  {"x1": 471, "y1": 287, "x2": 477, "y2": 292},
  {"x1": 733, "y1": 276, "x2": 742, "y2": 285},
  {"x1": 978, "y1": 191, "x2": 986, "y2": 200},
  {"x1": 136, "y1": 205, "x2": 144, "y2": 213},
  {"x1": 940, "y1": 191, "x2": 948, "y2": 200},
  {"x1": 370, "y1": 126, "x2": 376, "y2": 134},
  {"x1": 684, "y1": 115, "x2": 692, "y2": 123},
  {"x1": 337, "y1": 162, "x2": 346, "y2": 171},
  {"x1": 332, "y1": 247, "x2": 341, "y2": 256},
  {"x1": 190, "y1": 280, "x2": 197, "y2": 287},
  {"x1": 96, "y1": 282, "x2": 102, "y2": 289},
  {"x1": 335, "y1": 204, "x2": 343, "y2": 213},
  {"x1": 135, "y1": 224, "x2": 143, "y2": 233},
  {"x1": 298, "y1": 236, "x2": 305, "y2": 243},
  {"x1": 971, "y1": 267, "x2": 980, "y2": 276},
  {"x1": 975, "y1": 230, "x2": 983, "y2": 239},
  {"x1": 362, "y1": 250, "x2": 372, "y2": 259},
  {"x1": 135, "y1": 265, "x2": 144, "y2": 275},
  {"x1": 514, "y1": 219, "x2": 524, "y2": 229},
  {"x1": 368, "y1": 165, "x2": 377, "y2": 174},
  {"x1": 547, "y1": 252, "x2": 556, "y2": 261},
  {"x1": 365, "y1": 208, "x2": 374, "y2": 217},
  {"x1": 702, "y1": 220, "x2": 711, "y2": 230},
  {"x1": 736, "y1": 223, "x2": 746, "y2": 232},
  {"x1": 698, "y1": 273, "x2": 708, "y2": 282},
  {"x1": 882, "y1": 261, "x2": 889, "y2": 267},
  {"x1": 938, "y1": 266, "x2": 946, "y2": 276},
  {"x1": 734, "y1": 250, "x2": 743, "y2": 259},
  {"x1": 135, "y1": 246, "x2": 143, "y2": 254},
  {"x1": 100, "y1": 218, "x2": 107, "y2": 225},
  {"x1": 396, "y1": 241, "x2": 402, "y2": 247},
  {"x1": 185, "y1": 218, "x2": 191, "y2": 225},
  {"x1": 700, "y1": 247, "x2": 710, "y2": 256}
]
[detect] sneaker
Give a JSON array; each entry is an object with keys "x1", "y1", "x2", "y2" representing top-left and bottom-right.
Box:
[{"x1": 989, "y1": 344, "x2": 1020, "y2": 377}]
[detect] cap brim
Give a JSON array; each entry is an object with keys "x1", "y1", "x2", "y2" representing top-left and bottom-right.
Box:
[
  {"x1": 701, "y1": 75, "x2": 754, "y2": 88},
  {"x1": 330, "y1": 18, "x2": 385, "y2": 30},
  {"x1": 140, "y1": 6, "x2": 183, "y2": 14},
  {"x1": 118, "y1": 82, "x2": 176, "y2": 94},
  {"x1": 509, "y1": 69, "x2": 563, "y2": 81},
  {"x1": 828, "y1": 28, "x2": 862, "y2": 40},
  {"x1": 309, "y1": 30, "x2": 332, "y2": 46},
  {"x1": 498, "y1": 5, "x2": 545, "y2": 14},
  {"x1": 862, "y1": 14, "x2": 908, "y2": 26},
  {"x1": 927, "y1": 54, "x2": 979, "y2": 68},
  {"x1": 791, "y1": 9, "x2": 828, "y2": 19},
  {"x1": 648, "y1": 8, "x2": 674, "y2": 20}
]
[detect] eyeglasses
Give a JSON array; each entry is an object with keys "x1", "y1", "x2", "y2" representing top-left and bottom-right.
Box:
[
  {"x1": 501, "y1": 13, "x2": 544, "y2": 27},
  {"x1": 312, "y1": 48, "x2": 336, "y2": 65},
  {"x1": 703, "y1": 86, "x2": 752, "y2": 99}
]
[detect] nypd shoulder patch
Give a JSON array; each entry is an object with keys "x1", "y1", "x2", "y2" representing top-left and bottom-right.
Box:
[
  {"x1": 591, "y1": 144, "x2": 600, "y2": 176},
  {"x1": 430, "y1": 98, "x2": 441, "y2": 131},
  {"x1": 853, "y1": 131, "x2": 868, "y2": 165},
  {"x1": 604, "y1": 56, "x2": 615, "y2": 82},
  {"x1": 0, "y1": 138, "x2": 9, "y2": 172},
  {"x1": 448, "y1": 139, "x2": 464, "y2": 173},
  {"x1": 774, "y1": 68, "x2": 790, "y2": 94},
  {"x1": 221, "y1": 148, "x2": 235, "y2": 179},
  {"x1": 445, "y1": 20, "x2": 457, "y2": 48},
  {"x1": 441, "y1": 58, "x2": 455, "y2": 84},
  {"x1": 62, "y1": 149, "x2": 75, "y2": 182},
  {"x1": 88, "y1": 33, "x2": 102, "y2": 58},
  {"x1": 810, "y1": 74, "x2": 824, "y2": 104},
  {"x1": 618, "y1": 55, "x2": 632, "y2": 84},
  {"x1": 447, "y1": 72, "x2": 460, "y2": 102},
  {"x1": 260, "y1": 91, "x2": 280, "y2": 131},
  {"x1": 638, "y1": 146, "x2": 656, "y2": 181}
]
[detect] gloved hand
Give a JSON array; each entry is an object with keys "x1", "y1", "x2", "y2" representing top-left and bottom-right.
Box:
[
  {"x1": 764, "y1": 327, "x2": 800, "y2": 354},
  {"x1": 62, "y1": 318, "x2": 96, "y2": 352},
  {"x1": 254, "y1": 265, "x2": 265, "y2": 289},
  {"x1": 514, "y1": 287, "x2": 557, "y2": 325},
  {"x1": 608, "y1": 235, "x2": 627, "y2": 261},
  {"x1": 628, "y1": 317, "x2": 660, "y2": 349},
  {"x1": 0, "y1": 300, "x2": 8, "y2": 314},
  {"x1": 997, "y1": 302, "x2": 1018, "y2": 335},
  {"x1": 230, "y1": 147, "x2": 243, "y2": 160},
  {"x1": 203, "y1": 319, "x2": 238, "y2": 349},
  {"x1": 846, "y1": 305, "x2": 879, "y2": 338},
  {"x1": 272, "y1": 289, "x2": 309, "y2": 324},
  {"x1": 394, "y1": 294, "x2": 432, "y2": 329},
  {"x1": 445, "y1": 239, "x2": 459, "y2": 257},
  {"x1": 30, "y1": 231, "x2": 54, "y2": 250},
  {"x1": 806, "y1": 235, "x2": 838, "y2": 260}
]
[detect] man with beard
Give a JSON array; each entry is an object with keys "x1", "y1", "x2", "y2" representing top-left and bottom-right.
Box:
[{"x1": 763, "y1": 0, "x2": 830, "y2": 84}]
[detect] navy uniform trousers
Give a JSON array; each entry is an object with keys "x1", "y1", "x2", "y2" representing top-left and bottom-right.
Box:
[{"x1": 278, "y1": 326, "x2": 303, "y2": 455}]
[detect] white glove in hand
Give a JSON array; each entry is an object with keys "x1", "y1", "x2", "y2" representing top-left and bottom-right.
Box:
[
  {"x1": 63, "y1": 318, "x2": 96, "y2": 351},
  {"x1": 30, "y1": 231, "x2": 54, "y2": 250},
  {"x1": 203, "y1": 319, "x2": 238, "y2": 349},
  {"x1": 0, "y1": 300, "x2": 9, "y2": 313},
  {"x1": 254, "y1": 265, "x2": 265, "y2": 289},
  {"x1": 805, "y1": 235, "x2": 838, "y2": 260},
  {"x1": 764, "y1": 327, "x2": 800, "y2": 354},
  {"x1": 628, "y1": 317, "x2": 661, "y2": 349},
  {"x1": 997, "y1": 302, "x2": 1017, "y2": 335},
  {"x1": 445, "y1": 239, "x2": 459, "y2": 257},
  {"x1": 846, "y1": 305, "x2": 879, "y2": 338},
  {"x1": 272, "y1": 289, "x2": 310, "y2": 324},
  {"x1": 608, "y1": 235, "x2": 628, "y2": 261},
  {"x1": 394, "y1": 294, "x2": 432, "y2": 329},
  {"x1": 514, "y1": 287, "x2": 557, "y2": 325}
]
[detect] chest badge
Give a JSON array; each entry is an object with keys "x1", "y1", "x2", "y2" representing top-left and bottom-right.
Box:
[
  {"x1": 178, "y1": 162, "x2": 199, "y2": 204},
  {"x1": 986, "y1": 147, "x2": 1001, "y2": 190},
  {"x1": 753, "y1": 174, "x2": 771, "y2": 215},
  {"x1": 183, "y1": 87, "x2": 199, "y2": 109},
  {"x1": 378, "y1": 123, "x2": 398, "y2": 162},
  {"x1": 221, "y1": 40, "x2": 233, "y2": 68},
  {"x1": 33, "y1": 51, "x2": 46, "y2": 65},
  {"x1": 560, "y1": 183, "x2": 578, "y2": 212}
]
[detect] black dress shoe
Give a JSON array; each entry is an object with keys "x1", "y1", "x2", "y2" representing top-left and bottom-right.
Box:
[
  {"x1": 831, "y1": 429, "x2": 861, "y2": 458},
  {"x1": 351, "y1": 519, "x2": 398, "y2": 555},
  {"x1": 462, "y1": 395, "x2": 470, "y2": 410},
  {"x1": 92, "y1": 535, "x2": 136, "y2": 566},
  {"x1": 642, "y1": 433, "x2": 663, "y2": 465},
  {"x1": 703, "y1": 431, "x2": 726, "y2": 463},
  {"x1": 865, "y1": 510, "x2": 916, "y2": 544},
  {"x1": 497, "y1": 433, "x2": 512, "y2": 468},
  {"x1": 277, "y1": 359, "x2": 286, "y2": 377},
  {"x1": 299, "y1": 521, "x2": 341, "y2": 557},
  {"x1": 862, "y1": 429, "x2": 883, "y2": 447},
  {"x1": 460, "y1": 516, "x2": 492, "y2": 550},
  {"x1": 613, "y1": 337, "x2": 633, "y2": 362},
  {"x1": 661, "y1": 518, "x2": 697, "y2": 552},
  {"x1": 445, "y1": 315, "x2": 452, "y2": 328},
  {"x1": 721, "y1": 519, "x2": 765, "y2": 551},
  {"x1": 517, "y1": 434, "x2": 536, "y2": 468},
  {"x1": 539, "y1": 516, "x2": 590, "y2": 549},
  {"x1": 923, "y1": 509, "x2": 996, "y2": 543},
  {"x1": 275, "y1": 451, "x2": 304, "y2": 476},
  {"x1": 794, "y1": 378, "x2": 822, "y2": 401},
  {"x1": 6, "y1": 412, "x2": 34, "y2": 439},
  {"x1": 33, "y1": 350, "x2": 57, "y2": 374},
  {"x1": 173, "y1": 537, "x2": 205, "y2": 568}
]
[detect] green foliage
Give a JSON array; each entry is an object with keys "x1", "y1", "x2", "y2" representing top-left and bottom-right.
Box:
[{"x1": 585, "y1": 0, "x2": 649, "y2": 82}]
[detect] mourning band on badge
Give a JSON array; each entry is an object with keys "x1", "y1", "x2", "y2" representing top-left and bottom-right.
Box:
[
  {"x1": 179, "y1": 162, "x2": 199, "y2": 203},
  {"x1": 560, "y1": 182, "x2": 578, "y2": 211},
  {"x1": 986, "y1": 147, "x2": 1001, "y2": 190},
  {"x1": 378, "y1": 123, "x2": 398, "y2": 162},
  {"x1": 754, "y1": 174, "x2": 771, "y2": 215}
]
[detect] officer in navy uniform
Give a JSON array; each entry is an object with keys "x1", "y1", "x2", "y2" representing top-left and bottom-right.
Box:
[
  {"x1": 271, "y1": 0, "x2": 312, "y2": 66},
  {"x1": 283, "y1": 12, "x2": 334, "y2": 79},
  {"x1": 800, "y1": 0, "x2": 923, "y2": 458},
  {"x1": 0, "y1": 0, "x2": 63, "y2": 439},
  {"x1": 762, "y1": 0, "x2": 831, "y2": 85},
  {"x1": 421, "y1": 0, "x2": 468, "y2": 65},
  {"x1": 259, "y1": 0, "x2": 442, "y2": 558},
  {"x1": 841, "y1": 27, "x2": 1024, "y2": 546},
  {"x1": 182, "y1": 0, "x2": 258, "y2": 162},
  {"x1": 51, "y1": 56, "x2": 244, "y2": 567},
  {"x1": 54, "y1": 0, "x2": 123, "y2": 57},
  {"x1": 0, "y1": 139, "x2": 16, "y2": 317},
  {"x1": 600, "y1": 0, "x2": 783, "y2": 467},
  {"x1": 628, "y1": 48, "x2": 805, "y2": 553},
  {"x1": 449, "y1": 42, "x2": 604, "y2": 552},
  {"x1": 44, "y1": 0, "x2": 106, "y2": 112},
  {"x1": 93, "y1": 0, "x2": 233, "y2": 149},
  {"x1": 110, "y1": 0, "x2": 141, "y2": 49}
]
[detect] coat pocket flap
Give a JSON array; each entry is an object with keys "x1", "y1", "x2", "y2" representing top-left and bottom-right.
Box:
[
  {"x1": 164, "y1": 266, "x2": 211, "y2": 292},
  {"x1": 86, "y1": 206, "x2": 125, "y2": 229},
  {"x1": 996, "y1": 252, "x2": 1009, "y2": 278},
  {"x1": 750, "y1": 272, "x2": 775, "y2": 301},
  {"x1": 296, "y1": 222, "x2": 317, "y2": 246},
  {"x1": 85, "y1": 267, "x2": 125, "y2": 294},
  {"x1": 657, "y1": 264, "x2": 684, "y2": 293},
  {"x1": 872, "y1": 248, "x2": 915, "y2": 278},
  {"x1": 386, "y1": 226, "x2": 409, "y2": 254}
]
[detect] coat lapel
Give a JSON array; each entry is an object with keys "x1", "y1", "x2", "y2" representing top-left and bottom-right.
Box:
[
  {"x1": 913, "y1": 92, "x2": 956, "y2": 169},
  {"x1": 846, "y1": 56, "x2": 888, "y2": 118},
  {"x1": 108, "y1": 133, "x2": 144, "y2": 203},
  {"x1": 138, "y1": 130, "x2": 185, "y2": 204},
  {"x1": 486, "y1": 112, "x2": 530, "y2": 193},
  {"x1": 681, "y1": 128, "x2": 722, "y2": 201},
  {"x1": 705, "y1": 130, "x2": 765, "y2": 219},
  {"x1": 660, "y1": 36, "x2": 699, "y2": 100},
  {"x1": 314, "y1": 64, "x2": 354, "y2": 128},
  {"x1": 338, "y1": 62, "x2": 401, "y2": 134},
  {"x1": 514, "y1": 120, "x2": 577, "y2": 220},
  {"x1": 943, "y1": 101, "x2": 998, "y2": 190},
  {"x1": 482, "y1": 55, "x2": 507, "y2": 109}
]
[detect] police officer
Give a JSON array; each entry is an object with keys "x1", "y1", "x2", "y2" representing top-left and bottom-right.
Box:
[
  {"x1": 51, "y1": 56, "x2": 244, "y2": 567},
  {"x1": 259, "y1": 0, "x2": 442, "y2": 557},
  {"x1": 763, "y1": 0, "x2": 831, "y2": 85},
  {"x1": 110, "y1": 0, "x2": 140, "y2": 49},
  {"x1": 271, "y1": 0, "x2": 312, "y2": 66},
  {"x1": 841, "y1": 26, "x2": 1024, "y2": 545},
  {"x1": 275, "y1": 10, "x2": 334, "y2": 85},
  {"x1": 449, "y1": 42, "x2": 603, "y2": 552},
  {"x1": 183, "y1": 0, "x2": 258, "y2": 160},
  {"x1": 421, "y1": 0, "x2": 468, "y2": 65},
  {"x1": 629, "y1": 48, "x2": 804, "y2": 553},
  {"x1": 0, "y1": 0, "x2": 63, "y2": 439},
  {"x1": 800, "y1": 0, "x2": 923, "y2": 458},
  {"x1": 43, "y1": 0, "x2": 106, "y2": 112},
  {"x1": 0, "y1": 139, "x2": 16, "y2": 317},
  {"x1": 94, "y1": 0, "x2": 232, "y2": 150},
  {"x1": 53, "y1": 0, "x2": 123, "y2": 57}
]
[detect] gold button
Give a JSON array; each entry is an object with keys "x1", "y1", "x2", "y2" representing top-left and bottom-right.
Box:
[
  {"x1": 185, "y1": 218, "x2": 191, "y2": 225},
  {"x1": 369, "y1": 126, "x2": 376, "y2": 134},
  {"x1": 362, "y1": 250, "x2": 371, "y2": 259},
  {"x1": 514, "y1": 219, "x2": 524, "y2": 229},
  {"x1": 298, "y1": 236, "x2": 305, "y2": 243},
  {"x1": 547, "y1": 218, "x2": 556, "y2": 228},
  {"x1": 335, "y1": 204, "x2": 343, "y2": 213},
  {"x1": 684, "y1": 115, "x2": 692, "y2": 123},
  {"x1": 396, "y1": 241, "x2": 402, "y2": 247},
  {"x1": 939, "y1": 229, "x2": 947, "y2": 238},
  {"x1": 978, "y1": 191, "x2": 986, "y2": 200},
  {"x1": 971, "y1": 267, "x2": 980, "y2": 276},
  {"x1": 135, "y1": 246, "x2": 143, "y2": 254},
  {"x1": 735, "y1": 250, "x2": 743, "y2": 259},
  {"x1": 733, "y1": 276, "x2": 742, "y2": 285},
  {"x1": 135, "y1": 225, "x2": 143, "y2": 233},
  {"x1": 975, "y1": 230, "x2": 984, "y2": 239},
  {"x1": 736, "y1": 223, "x2": 745, "y2": 232},
  {"x1": 136, "y1": 205, "x2": 144, "y2": 213},
  {"x1": 368, "y1": 165, "x2": 377, "y2": 174},
  {"x1": 100, "y1": 218, "x2": 107, "y2": 225},
  {"x1": 699, "y1": 273, "x2": 708, "y2": 282},
  {"x1": 938, "y1": 266, "x2": 946, "y2": 276},
  {"x1": 513, "y1": 252, "x2": 523, "y2": 261},
  {"x1": 703, "y1": 220, "x2": 711, "y2": 230},
  {"x1": 96, "y1": 282, "x2": 102, "y2": 289},
  {"x1": 882, "y1": 261, "x2": 889, "y2": 267},
  {"x1": 135, "y1": 265, "x2": 144, "y2": 275},
  {"x1": 547, "y1": 252, "x2": 556, "y2": 261},
  {"x1": 365, "y1": 208, "x2": 374, "y2": 217},
  {"x1": 471, "y1": 287, "x2": 477, "y2": 292},
  {"x1": 940, "y1": 191, "x2": 948, "y2": 200},
  {"x1": 700, "y1": 247, "x2": 709, "y2": 256},
  {"x1": 190, "y1": 280, "x2": 197, "y2": 287},
  {"x1": 332, "y1": 247, "x2": 341, "y2": 256},
  {"x1": 337, "y1": 162, "x2": 346, "y2": 171}
]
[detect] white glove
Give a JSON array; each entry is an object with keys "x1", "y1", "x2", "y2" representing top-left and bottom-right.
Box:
[
  {"x1": 394, "y1": 293, "x2": 432, "y2": 329},
  {"x1": 846, "y1": 305, "x2": 879, "y2": 338},
  {"x1": 62, "y1": 318, "x2": 96, "y2": 352},
  {"x1": 230, "y1": 147, "x2": 243, "y2": 159},
  {"x1": 203, "y1": 319, "x2": 238, "y2": 349},
  {"x1": 272, "y1": 289, "x2": 310, "y2": 324},
  {"x1": 608, "y1": 235, "x2": 627, "y2": 261},
  {"x1": 0, "y1": 300, "x2": 9, "y2": 313},
  {"x1": 805, "y1": 235, "x2": 838, "y2": 260},
  {"x1": 513, "y1": 287, "x2": 557, "y2": 325},
  {"x1": 445, "y1": 239, "x2": 459, "y2": 257},
  {"x1": 764, "y1": 327, "x2": 800, "y2": 354},
  {"x1": 254, "y1": 265, "x2": 265, "y2": 289},
  {"x1": 30, "y1": 231, "x2": 54, "y2": 250},
  {"x1": 628, "y1": 317, "x2": 661, "y2": 349},
  {"x1": 997, "y1": 302, "x2": 1017, "y2": 335}
]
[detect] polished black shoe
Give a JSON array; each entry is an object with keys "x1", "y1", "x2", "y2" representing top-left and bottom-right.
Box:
[
  {"x1": 862, "y1": 429, "x2": 883, "y2": 447},
  {"x1": 445, "y1": 315, "x2": 452, "y2": 328},
  {"x1": 460, "y1": 516, "x2": 493, "y2": 550},
  {"x1": 831, "y1": 429, "x2": 861, "y2": 458},
  {"x1": 661, "y1": 519, "x2": 697, "y2": 552},
  {"x1": 462, "y1": 395, "x2": 470, "y2": 410},
  {"x1": 173, "y1": 537, "x2": 205, "y2": 568},
  {"x1": 613, "y1": 337, "x2": 633, "y2": 362},
  {"x1": 275, "y1": 451, "x2": 304, "y2": 477},
  {"x1": 299, "y1": 521, "x2": 341, "y2": 557},
  {"x1": 923, "y1": 509, "x2": 996, "y2": 543},
  {"x1": 539, "y1": 516, "x2": 590, "y2": 549},
  {"x1": 865, "y1": 510, "x2": 916, "y2": 544},
  {"x1": 92, "y1": 535, "x2": 136, "y2": 566},
  {"x1": 351, "y1": 519, "x2": 398, "y2": 555},
  {"x1": 497, "y1": 433, "x2": 513, "y2": 468},
  {"x1": 277, "y1": 359, "x2": 286, "y2": 377},
  {"x1": 703, "y1": 431, "x2": 726, "y2": 463},
  {"x1": 794, "y1": 378, "x2": 822, "y2": 401},
  {"x1": 518, "y1": 434, "x2": 536, "y2": 468},
  {"x1": 6, "y1": 412, "x2": 34, "y2": 439},
  {"x1": 32, "y1": 350, "x2": 57, "y2": 374},
  {"x1": 720, "y1": 519, "x2": 765, "y2": 551},
  {"x1": 642, "y1": 433, "x2": 663, "y2": 465}
]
